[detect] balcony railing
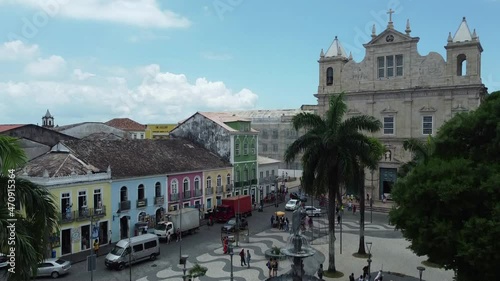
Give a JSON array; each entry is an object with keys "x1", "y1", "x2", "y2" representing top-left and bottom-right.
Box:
[
  {"x1": 73, "y1": 206, "x2": 107, "y2": 221},
  {"x1": 154, "y1": 196, "x2": 164, "y2": 205},
  {"x1": 183, "y1": 191, "x2": 191, "y2": 199},
  {"x1": 119, "y1": 200, "x2": 131, "y2": 212},
  {"x1": 170, "y1": 193, "x2": 179, "y2": 201},
  {"x1": 60, "y1": 210, "x2": 75, "y2": 224},
  {"x1": 136, "y1": 198, "x2": 148, "y2": 208},
  {"x1": 206, "y1": 187, "x2": 213, "y2": 195},
  {"x1": 216, "y1": 186, "x2": 223, "y2": 194},
  {"x1": 194, "y1": 189, "x2": 202, "y2": 197}
]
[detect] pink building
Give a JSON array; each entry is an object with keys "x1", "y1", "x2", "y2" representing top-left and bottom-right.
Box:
[{"x1": 167, "y1": 171, "x2": 203, "y2": 211}]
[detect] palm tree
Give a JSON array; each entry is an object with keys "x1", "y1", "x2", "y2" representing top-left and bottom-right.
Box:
[
  {"x1": 284, "y1": 94, "x2": 382, "y2": 273},
  {"x1": 0, "y1": 136, "x2": 59, "y2": 281}
]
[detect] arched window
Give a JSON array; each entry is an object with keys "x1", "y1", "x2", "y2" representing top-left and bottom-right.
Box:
[
  {"x1": 138, "y1": 184, "x2": 145, "y2": 200},
  {"x1": 457, "y1": 54, "x2": 467, "y2": 76},
  {"x1": 217, "y1": 175, "x2": 222, "y2": 187},
  {"x1": 206, "y1": 176, "x2": 212, "y2": 188},
  {"x1": 155, "y1": 182, "x2": 161, "y2": 197},
  {"x1": 183, "y1": 178, "x2": 190, "y2": 192},
  {"x1": 226, "y1": 174, "x2": 231, "y2": 185},
  {"x1": 120, "y1": 186, "x2": 128, "y2": 202},
  {"x1": 194, "y1": 177, "x2": 200, "y2": 190},
  {"x1": 326, "y1": 67, "x2": 333, "y2": 85},
  {"x1": 171, "y1": 180, "x2": 178, "y2": 194},
  {"x1": 235, "y1": 140, "x2": 240, "y2": 155}
]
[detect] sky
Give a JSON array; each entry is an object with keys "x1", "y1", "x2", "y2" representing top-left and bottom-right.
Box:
[{"x1": 0, "y1": 0, "x2": 499, "y2": 126}]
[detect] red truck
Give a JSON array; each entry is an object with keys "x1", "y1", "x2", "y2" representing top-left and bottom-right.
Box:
[{"x1": 214, "y1": 195, "x2": 252, "y2": 222}]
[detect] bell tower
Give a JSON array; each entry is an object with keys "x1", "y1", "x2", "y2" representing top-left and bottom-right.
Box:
[
  {"x1": 445, "y1": 17, "x2": 483, "y2": 85},
  {"x1": 42, "y1": 109, "x2": 54, "y2": 128}
]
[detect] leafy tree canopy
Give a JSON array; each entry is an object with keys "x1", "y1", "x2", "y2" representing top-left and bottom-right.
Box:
[{"x1": 389, "y1": 91, "x2": 500, "y2": 281}]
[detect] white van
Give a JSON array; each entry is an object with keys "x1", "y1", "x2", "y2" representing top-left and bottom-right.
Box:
[{"x1": 104, "y1": 234, "x2": 160, "y2": 270}]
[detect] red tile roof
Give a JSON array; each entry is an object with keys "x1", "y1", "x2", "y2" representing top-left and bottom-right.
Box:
[
  {"x1": 0, "y1": 124, "x2": 27, "y2": 133},
  {"x1": 105, "y1": 118, "x2": 145, "y2": 131}
]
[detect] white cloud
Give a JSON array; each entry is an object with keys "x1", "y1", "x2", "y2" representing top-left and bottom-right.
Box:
[
  {"x1": 201, "y1": 51, "x2": 233, "y2": 61},
  {"x1": 72, "y1": 69, "x2": 96, "y2": 81},
  {"x1": 1, "y1": 0, "x2": 190, "y2": 29},
  {"x1": 25, "y1": 55, "x2": 66, "y2": 77},
  {"x1": 0, "y1": 40, "x2": 39, "y2": 61},
  {"x1": 1, "y1": 64, "x2": 258, "y2": 124}
]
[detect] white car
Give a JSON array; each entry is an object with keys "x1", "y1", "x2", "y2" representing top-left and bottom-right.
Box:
[
  {"x1": 285, "y1": 199, "x2": 300, "y2": 211},
  {"x1": 304, "y1": 206, "x2": 322, "y2": 217},
  {"x1": 36, "y1": 258, "x2": 71, "y2": 278}
]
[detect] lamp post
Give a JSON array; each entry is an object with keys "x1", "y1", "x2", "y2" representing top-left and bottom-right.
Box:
[
  {"x1": 366, "y1": 241, "x2": 373, "y2": 280},
  {"x1": 370, "y1": 170, "x2": 374, "y2": 223},
  {"x1": 235, "y1": 180, "x2": 240, "y2": 247},
  {"x1": 126, "y1": 216, "x2": 132, "y2": 281},
  {"x1": 417, "y1": 266, "x2": 426, "y2": 281},
  {"x1": 180, "y1": 254, "x2": 189, "y2": 281},
  {"x1": 228, "y1": 243, "x2": 234, "y2": 281}
]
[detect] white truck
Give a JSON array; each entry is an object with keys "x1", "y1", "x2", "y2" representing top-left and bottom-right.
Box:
[{"x1": 154, "y1": 208, "x2": 200, "y2": 241}]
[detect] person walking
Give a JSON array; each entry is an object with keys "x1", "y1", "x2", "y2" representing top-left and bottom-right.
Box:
[
  {"x1": 93, "y1": 239, "x2": 100, "y2": 257},
  {"x1": 308, "y1": 216, "x2": 313, "y2": 230},
  {"x1": 353, "y1": 204, "x2": 357, "y2": 214},
  {"x1": 266, "y1": 259, "x2": 272, "y2": 277},
  {"x1": 317, "y1": 263, "x2": 324, "y2": 280},
  {"x1": 272, "y1": 258, "x2": 279, "y2": 276},
  {"x1": 374, "y1": 270, "x2": 383, "y2": 281},
  {"x1": 239, "y1": 249, "x2": 246, "y2": 266},
  {"x1": 167, "y1": 232, "x2": 172, "y2": 244},
  {"x1": 271, "y1": 215, "x2": 275, "y2": 228},
  {"x1": 176, "y1": 228, "x2": 181, "y2": 242},
  {"x1": 246, "y1": 250, "x2": 251, "y2": 268},
  {"x1": 337, "y1": 213, "x2": 341, "y2": 225},
  {"x1": 349, "y1": 273, "x2": 355, "y2": 281}
]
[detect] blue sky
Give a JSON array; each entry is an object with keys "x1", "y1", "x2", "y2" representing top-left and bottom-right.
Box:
[{"x1": 0, "y1": 0, "x2": 498, "y2": 125}]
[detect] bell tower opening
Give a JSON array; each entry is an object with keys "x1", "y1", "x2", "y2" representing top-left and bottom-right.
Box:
[
  {"x1": 457, "y1": 54, "x2": 467, "y2": 76},
  {"x1": 326, "y1": 67, "x2": 333, "y2": 85}
]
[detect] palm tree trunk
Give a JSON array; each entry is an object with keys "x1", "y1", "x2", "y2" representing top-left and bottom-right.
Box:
[
  {"x1": 327, "y1": 182, "x2": 337, "y2": 272},
  {"x1": 357, "y1": 169, "x2": 366, "y2": 254}
]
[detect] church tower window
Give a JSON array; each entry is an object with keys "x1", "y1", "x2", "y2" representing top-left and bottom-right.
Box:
[
  {"x1": 457, "y1": 54, "x2": 467, "y2": 76},
  {"x1": 377, "y1": 57, "x2": 385, "y2": 78},
  {"x1": 326, "y1": 67, "x2": 333, "y2": 85}
]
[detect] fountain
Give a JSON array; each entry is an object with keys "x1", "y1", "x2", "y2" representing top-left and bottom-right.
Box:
[{"x1": 266, "y1": 207, "x2": 322, "y2": 281}]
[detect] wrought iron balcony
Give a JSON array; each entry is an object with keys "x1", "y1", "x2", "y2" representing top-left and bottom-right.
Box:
[
  {"x1": 170, "y1": 193, "x2": 179, "y2": 201},
  {"x1": 60, "y1": 210, "x2": 75, "y2": 224},
  {"x1": 216, "y1": 186, "x2": 223, "y2": 194},
  {"x1": 154, "y1": 196, "x2": 164, "y2": 205},
  {"x1": 194, "y1": 189, "x2": 202, "y2": 197},
  {"x1": 136, "y1": 198, "x2": 148, "y2": 208},
  {"x1": 119, "y1": 200, "x2": 131, "y2": 212},
  {"x1": 73, "y1": 205, "x2": 107, "y2": 221},
  {"x1": 92, "y1": 205, "x2": 106, "y2": 218},
  {"x1": 183, "y1": 191, "x2": 191, "y2": 199},
  {"x1": 206, "y1": 187, "x2": 213, "y2": 195}
]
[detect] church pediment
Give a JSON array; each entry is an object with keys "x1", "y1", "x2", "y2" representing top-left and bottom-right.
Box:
[
  {"x1": 347, "y1": 108, "x2": 361, "y2": 115},
  {"x1": 419, "y1": 106, "x2": 437, "y2": 112},
  {"x1": 380, "y1": 107, "x2": 398, "y2": 114},
  {"x1": 365, "y1": 29, "x2": 417, "y2": 46}
]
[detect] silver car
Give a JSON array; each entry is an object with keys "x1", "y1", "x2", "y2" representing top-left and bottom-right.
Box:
[
  {"x1": 36, "y1": 258, "x2": 71, "y2": 278},
  {"x1": 305, "y1": 206, "x2": 322, "y2": 217}
]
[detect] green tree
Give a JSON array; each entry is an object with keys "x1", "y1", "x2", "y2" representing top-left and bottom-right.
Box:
[
  {"x1": 0, "y1": 136, "x2": 59, "y2": 281},
  {"x1": 285, "y1": 93, "x2": 381, "y2": 272},
  {"x1": 397, "y1": 136, "x2": 435, "y2": 178},
  {"x1": 389, "y1": 91, "x2": 500, "y2": 281}
]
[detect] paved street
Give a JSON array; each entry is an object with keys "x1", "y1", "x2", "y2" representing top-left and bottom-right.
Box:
[{"x1": 27, "y1": 187, "x2": 452, "y2": 281}]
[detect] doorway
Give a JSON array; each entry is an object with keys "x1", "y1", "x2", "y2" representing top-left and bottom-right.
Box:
[
  {"x1": 61, "y1": 229, "x2": 71, "y2": 255},
  {"x1": 99, "y1": 221, "x2": 108, "y2": 245},
  {"x1": 379, "y1": 168, "x2": 397, "y2": 200},
  {"x1": 120, "y1": 216, "x2": 129, "y2": 239}
]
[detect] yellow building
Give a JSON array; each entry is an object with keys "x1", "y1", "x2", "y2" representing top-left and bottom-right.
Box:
[
  {"x1": 145, "y1": 124, "x2": 177, "y2": 139},
  {"x1": 203, "y1": 167, "x2": 233, "y2": 211},
  {"x1": 20, "y1": 146, "x2": 113, "y2": 258}
]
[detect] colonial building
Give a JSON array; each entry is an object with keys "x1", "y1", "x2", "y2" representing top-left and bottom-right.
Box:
[
  {"x1": 315, "y1": 14, "x2": 486, "y2": 199},
  {"x1": 257, "y1": 155, "x2": 281, "y2": 198},
  {"x1": 105, "y1": 118, "x2": 146, "y2": 139},
  {"x1": 54, "y1": 122, "x2": 128, "y2": 140},
  {"x1": 145, "y1": 124, "x2": 177, "y2": 139},
  {"x1": 18, "y1": 144, "x2": 112, "y2": 258},
  {"x1": 203, "y1": 167, "x2": 233, "y2": 212},
  {"x1": 171, "y1": 112, "x2": 260, "y2": 202}
]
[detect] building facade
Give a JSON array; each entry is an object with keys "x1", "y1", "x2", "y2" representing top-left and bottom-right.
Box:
[
  {"x1": 315, "y1": 15, "x2": 486, "y2": 199},
  {"x1": 105, "y1": 118, "x2": 146, "y2": 139},
  {"x1": 257, "y1": 156, "x2": 281, "y2": 198},
  {"x1": 171, "y1": 112, "x2": 261, "y2": 202},
  {"x1": 145, "y1": 124, "x2": 176, "y2": 139},
  {"x1": 166, "y1": 171, "x2": 204, "y2": 211},
  {"x1": 18, "y1": 144, "x2": 112, "y2": 258},
  {"x1": 203, "y1": 167, "x2": 232, "y2": 211}
]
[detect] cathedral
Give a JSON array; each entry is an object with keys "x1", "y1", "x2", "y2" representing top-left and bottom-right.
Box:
[{"x1": 315, "y1": 11, "x2": 487, "y2": 199}]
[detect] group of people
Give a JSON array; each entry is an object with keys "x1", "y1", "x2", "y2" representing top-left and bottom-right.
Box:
[
  {"x1": 238, "y1": 249, "x2": 251, "y2": 267},
  {"x1": 349, "y1": 269, "x2": 384, "y2": 281},
  {"x1": 271, "y1": 215, "x2": 290, "y2": 231},
  {"x1": 266, "y1": 258, "x2": 279, "y2": 277}
]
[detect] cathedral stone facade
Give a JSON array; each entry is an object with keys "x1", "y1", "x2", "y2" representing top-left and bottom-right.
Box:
[{"x1": 315, "y1": 14, "x2": 487, "y2": 200}]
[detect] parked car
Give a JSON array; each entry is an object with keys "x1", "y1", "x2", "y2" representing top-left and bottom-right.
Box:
[
  {"x1": 0, "y1": 253, "x2": 8, "y2": 268},
  {"x1": 285, "y1": 199, "x2": 301, "y2": 211},
  {"x1": 304, "y1": 206, "x2": 322, "y2": 217},
  {"x1": 105, "y1": 234, "x2": 160, "y2": 270},
  {"x1": 36, "y1": 258, "x2": 71, "y2": 278},
  {"x1": 221, "y1": 217, "x2": 248, "y2": 232},
  {"x1": 289, "y1": 192, "x2": 307, "y2": 202}
]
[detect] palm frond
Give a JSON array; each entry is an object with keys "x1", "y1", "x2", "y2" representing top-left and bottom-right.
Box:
[
  {"x1": 325, "y1": 93, "x2": 347, "y2": 131},
  {"x1": 339, "y1": 115, "x2": 382, "y2": 134},
  {"x1": 0, "y1": 136, "x2": 27, "y2": 175},
  {"x1": 291, "y1": 112, "x2": 325, "y2": 131},
  {"x1": 284, "y1": 133, "x2": 321, "y2": 163}
]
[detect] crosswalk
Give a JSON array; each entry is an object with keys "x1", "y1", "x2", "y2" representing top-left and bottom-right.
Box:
[{"x1": 307, "y1": 217, "x2": 395, "y2": 232}]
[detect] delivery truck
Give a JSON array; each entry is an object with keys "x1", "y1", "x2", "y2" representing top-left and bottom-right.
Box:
[
  {"x1": 214, "y1": 195, "x2": 252, "y2": 222},
  {"x1": 154, "y1": 208, "x2": 200, "y2": 241}
]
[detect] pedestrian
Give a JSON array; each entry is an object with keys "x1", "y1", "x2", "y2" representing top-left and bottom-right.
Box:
[
  {"x1": 358, "y1": 275, "x2": 364, "y2": 281},
  {"x1": 271, "y1": 215, "x2": 275, "y2": 228},
  {"x1": 317, "y1": 263, "x2": 324, "y2": 280},
  {"x1": 109, "y1": 230, "x2": 112, "y2": 245},
  {"x1": 337, "y1": 213, "x2": 341, "y2": 225},
  {"x1": 308, "y1": 216, "x2": 313, "y2": 230},
  {"x1": 223, "y1": 237, "x2": 228, "y2": 254},
  {"x1": 266, "y1": 259, "x2": 272, "y2": 277},
  {"x1": 349, "y1": 273, "x2": 355, "y2": 281},
  {"x1": 176, "y1": 228, "x2": 181, "y2": 242},
  {"x1": 239, "y1": 249, "x2": 246, "y2": 266},
  {"x1": 374, "y1": 270, "x2": 383, "y2": 281},
  {"x1": 272, "y1": 258, "x2": 279, "y2": 276},
  {"x1": 353, "y1": 204, "x2": 357, "y2": 214},
  {"x1": 167, "y1": 232, "x2": 172, "y2": 244},
  {"x1": 93, "y1": 239, "x2": 99, "y2": 257},
  {"x1": 246, "y1": 249, "x2": 251, "y2": 268},
  {"x1": 285, "y1": 219, "x2": 289, "y2": 232}
]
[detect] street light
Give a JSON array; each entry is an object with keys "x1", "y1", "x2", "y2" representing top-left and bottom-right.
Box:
[
  {"x1": 228, "y1": 243, "x2": 234, "y2": 281},
  {"x1": 370, "y1": 170, "x2": 374, "y2": 223},
  {"x1": 366, "y1": 241, "x2": 373, "y2": 280},
  {"x1": 417, "y1": 266, "x2": 426, "y2": 281},
  {"x1": 235, "y1": 180, "x2": 240, "y2": 247},
  {"x1": 180, "y1": 254, "x2": 189, "y2": 281},
  {"x1": 126, "y1": 215, "x2": 132, "y2": 281}
]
